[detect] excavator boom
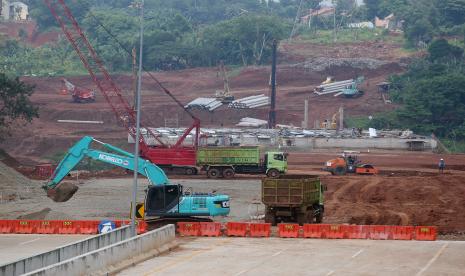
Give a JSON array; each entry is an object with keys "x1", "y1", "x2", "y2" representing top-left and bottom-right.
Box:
[
  {"x1": 44, "y1": 136, "x2": 230, "y2": 218},
  {"x1": 44, "y1": 136, "x2": 169, "y2": 201}
]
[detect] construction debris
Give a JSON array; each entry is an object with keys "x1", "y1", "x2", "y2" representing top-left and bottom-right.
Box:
[
  {"x1": 228, "y1": 94, "x2": 270, "y2": 109},
  {"x1": 185, "y1": 97, "x2": 222, "y2": 111},
  {"x1": 57, "y1": 120, "x2": 104, "y2": 124},
  {"x1": 314, "y1": 79, "x2": 354, "y2": 95}
]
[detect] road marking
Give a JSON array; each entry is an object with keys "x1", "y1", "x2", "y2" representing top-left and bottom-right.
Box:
[
  {"x1": 415, "y1": 242, "x2": 449, "y2": 276},
  {"x1": 232, "y1": 246, "x2": 291, "y2": 275},
  {"x1": 143, "y1": 248, "x2": 211, "y2": 275},
  {"x1": 143, "y1": 239, "x2": 231, "y2": 275},
  {"x1": 19, "y1": 238, "x2": 41, "y2": 245},
  {"x1": 326, "y1": 270, "x2": 335, "y2": 276},
  {"x1": 351, "y1": 249, "x2": 364, "y2": 258},
  {"x1": 234, "y1": 270, "x2": 248, "y2": 276}
]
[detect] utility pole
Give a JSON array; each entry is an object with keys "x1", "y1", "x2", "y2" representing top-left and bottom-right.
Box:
[
  {"x1": 132, "y1": 47, "x2": 137, "y2": 111},
  {"x1": 268, "y1": 40, "x2": 277, "y2": 129},
  {"x1": 289, "y1": 0, "x2": 304, "y2": 42},
  {"x1": 333, "y1": 0, "x2": 337, "y2": 43},
  {"x1": 131, "y1": 0, "x2": 144, "y2": 237}
]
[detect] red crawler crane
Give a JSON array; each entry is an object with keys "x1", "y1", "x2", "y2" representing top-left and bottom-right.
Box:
[{"x1": 44, "y1": 0, "x2": 200, "y2": 174}]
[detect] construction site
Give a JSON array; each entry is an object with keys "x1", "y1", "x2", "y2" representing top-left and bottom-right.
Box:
[{"x1": 1, "y1": 1, "x2": 465, "y2": 275}]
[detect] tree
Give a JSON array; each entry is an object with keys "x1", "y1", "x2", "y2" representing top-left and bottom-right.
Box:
[
  {"x1": 364, "y1": 0, "x2": 381, "y2": 20},
  {"x1": 428, "y1": 38, "x2": 464, "y2": 62},
  {"x1": 0, "y1": 74, "x2": 38, "y2": 140},
  {"x1": 438, "y1": 0, "x2": 465, "y2": 25}
]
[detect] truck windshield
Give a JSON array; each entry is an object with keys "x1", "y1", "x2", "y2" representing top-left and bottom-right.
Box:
[{"x1": 273, "y1": 154, "x2": 286, "y2": 161}]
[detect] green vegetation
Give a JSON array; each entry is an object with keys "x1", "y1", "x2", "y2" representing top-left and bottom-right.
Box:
[
  {"x1": 347, "y1": 38, "x2": 465, "y2": 152},
  {"x1": 0, "y1": 73, "x2": 38, "y2": 140},
  {"x1": 442, "y1": 139, "x2": 465, "y2": 153}
]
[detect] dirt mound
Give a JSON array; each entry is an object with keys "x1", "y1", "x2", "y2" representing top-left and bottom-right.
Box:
[
  {"x1": 323, "y1": 175, "x2": 465, "y2": 233},
  {"x1": 0, "y1": 159, "x2": 38, "y2": 200}
]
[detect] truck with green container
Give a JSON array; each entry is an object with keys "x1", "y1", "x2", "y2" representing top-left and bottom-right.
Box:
[
  {"x1": 262, "y1": 175, "x2": 325, "y2": 225},
  {"x1": 196, "y1": 147, "x2": 287, "y2": 178}
]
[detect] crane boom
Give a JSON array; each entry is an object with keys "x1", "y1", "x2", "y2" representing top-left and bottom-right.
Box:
[
  {"x1": 44, "y1": 0, "x2": 202, "y2": 171},
  {"x1": 44, "y1": 0, "x2": 166, "y2": 146}
]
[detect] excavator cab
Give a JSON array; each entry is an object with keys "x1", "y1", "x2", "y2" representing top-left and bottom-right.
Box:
[{"x1": 144, "y1": 184, "x2": 182, "y2": 216}]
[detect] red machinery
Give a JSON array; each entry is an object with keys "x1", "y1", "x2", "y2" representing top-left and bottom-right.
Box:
[
  {"x1": 44, "y1": 0, "x2": 200, "y2": 174},
  {"x1": 61, "y1": 78, "x2": 96, "y2": 103}
]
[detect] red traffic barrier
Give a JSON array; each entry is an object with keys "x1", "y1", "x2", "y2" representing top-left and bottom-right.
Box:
[
  {"x1": 0, "y1": 220, "x2": 15, "y2": 234},
  {"x1": 249, "y1": 223, "x2": 271, "y2": 238},
  {"x1": 325, "y1": 224, "x2": 345, "y2": 239},
  {"x1": 57, "y1": 221, "x2": 79, "y2": 234},
  {"x1": 278, "y1": 223, "x2": 300, "y2": 238},
  {"x1": 116, "y1": 220, "x2": 148, "y2": 234},
  {"x1": 368, "y1": 225, "x2": 393, "y2": 240},
  {"x1": 342, "y1": 225, "x2": 369, "y2": 239},
  {"x1": 226, "y1": 222, "x2": 248, "y2": 237},
  {"x1": 199, "y1": 222, "x2": 222, "y2": 237},
  {"x1": 303, "y1": 224, "x2": 327, "y2": 238},
  {"x1": 16, "y1": 220, "x2": 36, "y2": 234},
  {"x1": 136, "y1": 220, "x2": 148, "y2": 234},
  {"x1": 414, "y1": 226, "x2": 437, "y2": 241},
  {"x1": 177, "y1": 222, "x2": 201, "y2": 236},
  {"x1": 79, "y1": 221, "x2": 99, "y2": 234},
  {"x1": 391, "y1": 226, "x2": 414, "y2": 240},
  {"x1": 36, "y1": 220, "x2": 57, "y2": 234}
]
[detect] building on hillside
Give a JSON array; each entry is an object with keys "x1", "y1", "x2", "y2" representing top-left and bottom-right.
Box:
[
  {"x1": 0, "y1": 0, "x2": 10, "y2": 20},
  {"x1": 9, "y1": 1, "x2": 28, "y2": 21},
  {"x1": 375, "y1": 14, "x2": 403, "y2": 31}
]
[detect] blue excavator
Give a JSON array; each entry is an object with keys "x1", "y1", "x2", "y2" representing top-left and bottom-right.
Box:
[{"x1": 43, "y1": 136, "x2": 230, "y2": 219}]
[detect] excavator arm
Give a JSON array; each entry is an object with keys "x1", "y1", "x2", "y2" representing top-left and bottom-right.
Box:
[{"x1": 44, "y1": 136, "x2": 169, "y2": 202}]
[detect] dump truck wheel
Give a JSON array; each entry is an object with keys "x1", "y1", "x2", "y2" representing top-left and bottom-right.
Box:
[
  {"x1": 185, "y1": 167, "x2": 195, "y2": 175},
  {"x1": 265, "y1": 210, "x2": 277, "y2": 226},
  {"x1": 267, "y1": 169, "x2": 280, "y2": 178},
  {"x1": 222, "y1": 168, "x2": 235, "y2": 179},
  {"x1": 297, "y1": 213, "x2": 306, "y2": 225},
  {"x1": 207, "y1": 168, "x2": 220, "y2": 178},
  {"x1": 313, "y1": 205, "x2": 324, "y2": 223},
  {"x1": 315, "y1": 212, "x2": 323, "y2": 223},
  {"x1": 335, "y1": 166, "x2": 346, "y2": 175}
]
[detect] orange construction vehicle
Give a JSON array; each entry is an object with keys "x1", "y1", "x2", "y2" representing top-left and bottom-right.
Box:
[
  {"x1": 61, "y1": 78, "x2": 96, "y2": 103},
  {"x1": 324, "y1": 152, "x2": 378, "y2": 175}
]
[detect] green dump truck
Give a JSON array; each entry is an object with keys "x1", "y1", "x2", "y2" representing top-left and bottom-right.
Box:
[
  {"x1": 197, "y1": 147, "x2": 287, "y2": 178},
  {"x1": 262, "y1": 175, "x2": 325, "y2": 226}
]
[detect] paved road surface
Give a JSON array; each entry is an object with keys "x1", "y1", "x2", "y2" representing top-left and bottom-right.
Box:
[
  {"x1": 0, "y1": 234, "x2": 91, "y2": 265},
  {"x1": 119, "y1": 238, "x2": 465, "y2": 276}
]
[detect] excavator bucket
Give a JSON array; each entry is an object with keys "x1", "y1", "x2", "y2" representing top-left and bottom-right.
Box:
[{"x1": 46, "y1": 182, "x2": 79, "y2": 202}]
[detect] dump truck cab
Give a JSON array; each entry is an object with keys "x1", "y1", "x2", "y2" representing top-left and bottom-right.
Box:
[{"x1": 264, "y1": 151, "x2": 288, "y2": 177}]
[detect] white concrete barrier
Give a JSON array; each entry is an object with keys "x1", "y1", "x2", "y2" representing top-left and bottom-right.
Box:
[
  {"x1": 25, "y1": 224, "x2": 176, "y2": 276},
  {"x1": 0, "y1": 225, "x2": 132, "y2": 276}
]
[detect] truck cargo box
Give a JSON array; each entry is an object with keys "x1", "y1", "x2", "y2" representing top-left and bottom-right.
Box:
[
  {"x1": 197, "y1": 147, "x2": 260, "y2": 166},
  {"x1": 262, "y1": 175, "x2": 322, "y2": 207}
]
